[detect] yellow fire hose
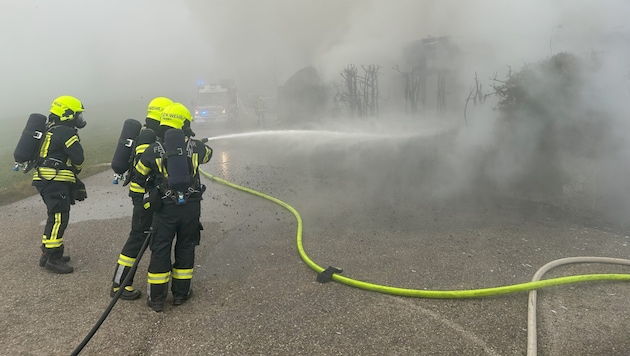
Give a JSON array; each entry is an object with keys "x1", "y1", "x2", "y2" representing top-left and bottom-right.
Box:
[{"x1": 200, "y1": 169, "x2": 630, "y2": 355}]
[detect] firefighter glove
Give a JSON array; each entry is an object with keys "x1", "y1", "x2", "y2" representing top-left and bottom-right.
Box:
[
  {"x1": 74, "y1": 178, "x2": 87, "y2": 201},
  {"x1": 143, "y1": 187, "x2": 162, "y2": 212}
]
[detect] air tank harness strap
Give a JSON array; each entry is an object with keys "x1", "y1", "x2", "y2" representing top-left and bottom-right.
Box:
[
  {"x1": 36, "y1": 157, "x2": 67, "y2": 181},
  {"x1": 39, "y1": 157, "x2": 67, "y2": 169},
  {"x1": 165, "y1": 147, "x2": 183, "y2": 158},
  {"x1": 154, "y1": 141, "x2": 183, "y2": 160},
  {"x1": 23, "y1": 128, "x2": 44, "y2": 140},
  {"x1": 161, "y1": 186, "x2": 202, "y2": 205}
]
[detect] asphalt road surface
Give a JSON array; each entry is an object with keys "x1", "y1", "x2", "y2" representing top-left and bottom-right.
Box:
[{"x1": 2, "y1": 117, "x2": 630, "y2": 355}]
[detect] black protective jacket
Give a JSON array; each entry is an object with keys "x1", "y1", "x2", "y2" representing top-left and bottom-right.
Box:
[
  {"x1": 32, "y1": 123, "x2": 84, "y2": 184},
  {"x1": 132, "y1": 136, "x2": 212, "y2": 204},
  {"x1": 128, "y1": 126, "x2": 158, "y2": 196}
]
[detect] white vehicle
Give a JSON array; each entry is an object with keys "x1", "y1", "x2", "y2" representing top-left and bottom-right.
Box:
[{"x1": 194, "y1": 80, "x2": 238, "y2": 122}]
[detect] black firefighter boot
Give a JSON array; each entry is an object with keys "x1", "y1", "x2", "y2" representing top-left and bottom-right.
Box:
[
  {"x1": 172, "y1": 278, "x2": 193, "y2": 306},
  {"x1": 39, "y1": 244, "x2": 70, "y2": 267},
  {"x1": 111, "y1": 264, "x2": 141, "y2": 300},
  {"x1": 147, "y1": 283, "x2": 168, "y2": 312},
  {"x1": 39, "y1": 253, "x2": 70, "y2": 267},
  {"x1": 45, "y1": 247, "x2": 73, "y2": 274}
]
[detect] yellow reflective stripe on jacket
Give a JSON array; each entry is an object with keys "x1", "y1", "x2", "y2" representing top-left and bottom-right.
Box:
[
  {"x1": 65, "y1": 135, "x2": 79, "y2": 148},
  {"x1": 66, "y1": 157, "x2": 83, "y2": 173},
  {"x1": 135, "y1": 160, "x2": 150, "y2": 176},
  {"x1": 148, "y1": 271, "x2": 170, "y2": 285},
  {"x1": 135, "y1": 143, "x2": 150, "y2": 155},
  {"x1": 39, "y1": 132, "x2": 53, "y2": 158},
  {"x1": 32, "y1": 168, "x2": 77, "y2": 183},
  {"x1": 202, "y1": 146, "x2": 212, "y2": 163},
  {"x1": 129, "y1": 181, "x2": 145, "y2": 194},
  {"x1": 117, "y1": 254, "x2": 136, "y2": 268},
  {"x1": 156, "y1": 158, "x2": 167, "y2": 177},
  {"x1": 172, "y1": 268, "x2": 193, "y2": 280},
  {"x1": 191, "y1": 152, "x2": 199, "y2": 175}
]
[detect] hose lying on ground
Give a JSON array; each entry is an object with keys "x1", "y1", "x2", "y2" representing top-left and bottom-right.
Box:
[
  {"x1": 70, "y1": 231, "x2": 151, "y2": 356},
  {"x1": 200, "y1": 169, "x2": 630, "y2": 354},
  {"x1": 200, "y1": 170, "x2": 630, "y2": 298},
  {"x1": 526, "y1": 257, "x2": 630, "y2": 356}
]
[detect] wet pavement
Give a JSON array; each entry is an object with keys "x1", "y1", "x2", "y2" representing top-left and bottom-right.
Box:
[{"x1": 1, "y1": 116, "x2": 630, "y2": 355}]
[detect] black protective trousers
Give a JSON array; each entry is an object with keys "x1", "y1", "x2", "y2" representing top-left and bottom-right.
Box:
[
  {"x1": 35, "y1": 181, "x2": 72, "y2": 260},
  {"x1": 112, "y1": 194, "x2": 153, "y2": 287},
  {"x1": 148, "y1": 200, "x2": 201, "y2": 301}
]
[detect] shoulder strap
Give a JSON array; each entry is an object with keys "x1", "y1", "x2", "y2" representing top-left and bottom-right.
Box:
[
  {"x1": 186, "y1": 139, "x2": 195, "y2": 158},
  {"x1": 154, "y1": 141, "x2": 166, "y2": 160},
  {"x1": 27, "y1": 123, "x2": 57, "y2": 173}
]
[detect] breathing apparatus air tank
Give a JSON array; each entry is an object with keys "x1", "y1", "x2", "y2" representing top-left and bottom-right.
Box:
[
  {"x1": 136, "y1": 128, "x2": 157, "y2": 147},
  {"x1": 111, "y1": 118, "x2": 142, "y2": 183},
  {"x1": 163, "y1": 128, "x2": 190, "y2": 202},
  {"x1": 13, "y1": 113, "x2": 48, "y2": 172}
]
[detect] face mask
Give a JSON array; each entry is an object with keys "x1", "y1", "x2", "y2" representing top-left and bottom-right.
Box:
[
  {"x1": 183, "y1": 120, "x2": 195, "y2": 137},
  {"x1": 74, "y1": 112, "x2": 87, "y2": 129}
]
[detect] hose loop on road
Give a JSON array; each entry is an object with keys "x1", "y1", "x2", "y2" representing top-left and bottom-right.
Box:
[
  {"x1": 200, "y1": 169, "x2": 630, "y2": 355},
  {"x1": 200, "y1": 169, "x2": 630, "y2": 298}
]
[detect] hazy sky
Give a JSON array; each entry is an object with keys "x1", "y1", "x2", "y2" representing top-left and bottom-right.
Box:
[
  {"x1": 1, "y1": 0, "x2": 629, "y2": 116},
  {"x1": 1, "y1": 0, "x2": 211, "y2": 116}
]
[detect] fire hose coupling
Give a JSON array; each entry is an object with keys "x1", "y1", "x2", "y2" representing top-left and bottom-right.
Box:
[{"x1": 317, "y1": 266, "x2": 343, "y2": 283}]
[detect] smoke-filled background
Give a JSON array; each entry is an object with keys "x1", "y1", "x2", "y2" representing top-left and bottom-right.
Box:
[
  {"x1": 2, "y1": 0, "x2": 630, "y2": 221},
  {"x1": 2, "y1": 0, "x2": 628, "y2": 113}
]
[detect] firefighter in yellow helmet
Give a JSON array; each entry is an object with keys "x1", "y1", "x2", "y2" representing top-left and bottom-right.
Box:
[
  {"x1": 146, "y1": 97, "x2": 173, "y2": 132},
  {"x1": 34, "y1": 95, "x2": 87, "y2": 274},
  {"x1": 109, "y1": 97, "x2": 173, "y2": 300},
  {"x1": 131, "y1": 103, "x2": 212, "y2": 312}
]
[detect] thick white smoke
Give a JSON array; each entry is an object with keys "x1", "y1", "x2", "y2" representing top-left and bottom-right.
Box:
[
  {"x1": 3, "y1": 0, "x2": 630, "y2": 220},
  {"x1": 184, "y1": 0, "x2": 630, "y2": 219},
  {"x1": 3, "y1": 0, "x2": 628, "y2": 113}
]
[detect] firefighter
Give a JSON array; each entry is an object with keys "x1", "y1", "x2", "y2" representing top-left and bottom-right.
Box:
[
  {"x1": 256, "y1": 96, "x2": 266, "y2": 128},
  {"x1": 109, "y1": 97, "x2": 173, "y2": 300},
  {"x1": 34, "y1": 96, "x2": 87, "y2": 274},
  {"x1": 132, "y1": 102, "x2": 212, "y2": 312}
]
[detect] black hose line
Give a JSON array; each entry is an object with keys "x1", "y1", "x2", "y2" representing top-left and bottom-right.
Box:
[{"x1": 70, "y1": 231, "x2": 151, "y2": 356}]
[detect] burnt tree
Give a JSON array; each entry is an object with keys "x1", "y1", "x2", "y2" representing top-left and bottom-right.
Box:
[
  {"x1": 336, "y1": 64, "x2": 381, "y2": 117},
  {"x1": 394, "y1": 64, "x2": 427, "y2": 114}
]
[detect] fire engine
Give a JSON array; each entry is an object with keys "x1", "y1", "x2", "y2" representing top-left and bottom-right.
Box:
[{"x1": 194, "y1": 80, "x2": 238, "y2": 121}]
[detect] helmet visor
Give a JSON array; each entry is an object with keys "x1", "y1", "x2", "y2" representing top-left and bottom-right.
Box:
[{"x1": 74, "y1": 112, "x2": 87, "y2": 128}]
